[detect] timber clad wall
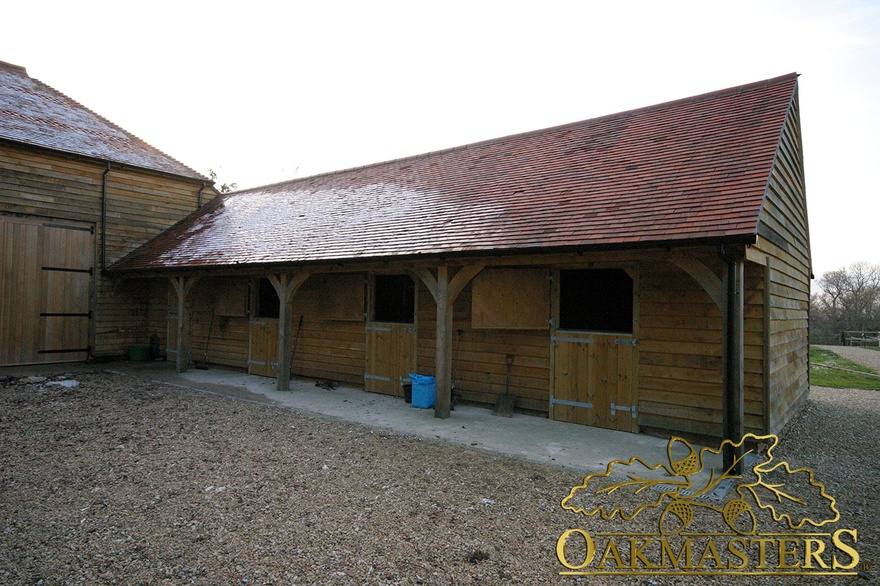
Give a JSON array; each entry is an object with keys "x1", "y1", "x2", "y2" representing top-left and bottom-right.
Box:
[
  {"x1": 753, "y1": 93, "x2": 811, "y2": 433},
  {"x1": 0, "y1": 143, "x2": 213, "y2": 362},
  {"x1": 179, "y1": 278, "x2": 250, "y2": 370},
  {"x1": 172, "y1": 255, "x2": 777, "y2": 439},
  {"x1": 638, "y1": 262, "x2": 724, "y2": 437},
  {"x1": 417, "y1": 281, "x2": 552, "y2": 414}
]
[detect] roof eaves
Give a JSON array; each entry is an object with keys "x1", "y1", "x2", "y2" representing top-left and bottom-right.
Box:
[{"x1": 107, "y1": 231, "x2": 759, "y2": 275}]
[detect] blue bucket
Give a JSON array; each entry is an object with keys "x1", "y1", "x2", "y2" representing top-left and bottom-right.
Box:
[{"x1": 409, "y1": 373, "x2": 436, "y2": 409}]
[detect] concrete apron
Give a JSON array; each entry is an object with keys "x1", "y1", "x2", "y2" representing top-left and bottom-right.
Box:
[{"x1": 3, "y1": 361, "x2": 724, "y2": 490}]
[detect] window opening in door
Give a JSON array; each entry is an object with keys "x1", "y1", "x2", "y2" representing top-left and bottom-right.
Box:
[
  {"x1": 256, "y1": 278, "x2": 280, "y2": 319},
  {"x1": 559, "y1": 269, "x2": 633, "y2": 333},
  {"x1": 373, "y1": 274, "x2": 415, "y2": 323}
]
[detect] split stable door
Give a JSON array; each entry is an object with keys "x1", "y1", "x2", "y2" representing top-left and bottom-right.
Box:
[
  {"x1": 551, "y1": 268, "x2": 638, "y2": 432},
  {"x1": 365, "y1": 274, "x2": 416, "y2": 396}
]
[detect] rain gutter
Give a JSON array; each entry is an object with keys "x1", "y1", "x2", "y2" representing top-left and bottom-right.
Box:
[{"x1": 101, "y1": 163, "x2": 111, "y2": 270}]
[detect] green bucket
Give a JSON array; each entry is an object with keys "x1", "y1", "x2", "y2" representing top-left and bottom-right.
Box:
[{"x1": 128, "y1": 345, "x2": 151, "y2": 361}]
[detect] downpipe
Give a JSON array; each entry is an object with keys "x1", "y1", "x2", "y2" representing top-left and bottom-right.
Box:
[{"x1": 718, "y1": 244, "x2": 745, "y2": 474}]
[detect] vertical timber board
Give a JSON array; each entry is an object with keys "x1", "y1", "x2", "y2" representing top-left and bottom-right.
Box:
[
  {"x1": 365, "y1": 323, "x2": 415, "y2": 395},
  {"x1": 365, "y1": 325, "x2": 390, "y2": 393},
  {"x1": 614, "y1": 336, "x2": 635, "y2": 432},
  {"x1": 552, "y1": 333, "x2": 596, "y2": 426},
  {"x1": 593, "y1": 336, "x2": 611, "y2": 429},
  {"x1": 0, "y1": 219, "x2": 41, "y2": 364},
  {"x1": 0, "y1": 215, "x2": 93, "y2": 365},
  {"x1": 248, "y1": 319, "x2": 278, "y2": 377},
  {"x1": 166, "y1": 286, "x2": 178, "y2": 360},
  {"x1": 39, "y1": 222, "x2": 93, "y2": 362},
  {"x1": 552, "y1": 332, "x2": 636, "y2": 430},
  {"x1": 367, "y1": 323, "x2": 417, "y2": 395}
]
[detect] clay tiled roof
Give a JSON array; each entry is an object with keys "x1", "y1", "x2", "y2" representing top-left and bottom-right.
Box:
[
  {"x1": 111, "y1": 74, "x2": 798, "y2": 271},
  {"x1": 0, "y1": 61, "x2": 206, "y2": 181}
]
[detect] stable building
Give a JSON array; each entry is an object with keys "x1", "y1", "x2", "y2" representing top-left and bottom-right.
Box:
[
  {"x1": 109, "y1": 73, "x2": 811, "y2": 442},
  {"x1": 0, "y1": 60, "x2": 217, "y2": 365}
]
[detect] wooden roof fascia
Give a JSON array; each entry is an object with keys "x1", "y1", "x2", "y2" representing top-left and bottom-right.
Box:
[
  {"x1": 752, "y1": 77, "x2": 802, "y2": 253},
  {"x1": 106, "y1": 203, "x2": 761, "y2": 274},
  {"x1": 107, "y1": 239, "x2": 754, "y2": 280}
]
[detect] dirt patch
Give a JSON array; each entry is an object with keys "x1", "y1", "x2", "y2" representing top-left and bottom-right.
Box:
[{"x1": 1, "y1": 373, "x2": 876, "y2": 585}]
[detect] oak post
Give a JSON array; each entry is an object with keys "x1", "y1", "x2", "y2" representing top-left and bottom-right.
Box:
[
  {"x1": 170, "y1": 275, "x2": 199, "y2": 373},
  {"x1": 268, "y1": 272, "x2": 310, "y2": 392},
  {"x1": 434, "y1": 266, "x2": 452, "y2": 418}
]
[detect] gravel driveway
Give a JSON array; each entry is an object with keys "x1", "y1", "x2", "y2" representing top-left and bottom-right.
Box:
[
  {"x1": 817, "y1": 344, "x2": 880, "y2": 371},
  {"x1": 1, "y1": 372, "x2": 877, "y2": 585}
]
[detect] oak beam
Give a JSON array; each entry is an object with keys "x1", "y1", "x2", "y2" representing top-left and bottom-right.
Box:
[
  {"x1": 669, "y1": 252, "x2": 724, "y2": 310},
  {"x1": 435, "y1": 266, "x2": 452, "y2": 418},
  {"x1": 412, "y1": 264, "x2": 484, "y2": 419},
  {"x1": 170, "y1": 275, "x2": 200, "y2": 372},
  {"x1": 267, "y1": 272, "x2": 310, "y2": 392}
]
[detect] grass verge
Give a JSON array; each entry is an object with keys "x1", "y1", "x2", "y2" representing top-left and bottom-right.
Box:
[{"x1": 810, "y1": 346, "x2": 880, "y2": 390}]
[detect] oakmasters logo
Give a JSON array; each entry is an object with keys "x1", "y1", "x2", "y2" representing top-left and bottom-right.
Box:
[{"x1": 556, "y1": 434, "x2": 864, "y2": 577}]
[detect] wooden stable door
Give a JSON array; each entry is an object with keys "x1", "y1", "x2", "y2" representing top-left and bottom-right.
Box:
[
  {"x1": 552, "y1": 332, "x2": 636, "y2": 431},
  {"x1": 248, "y1": 318, "x2": 279, "y2": 377},
  {"x1": 365, "y1": 323, "x2": 416, "y2": 396},
  {"x1": 1, "y1": 215, "x2": 93, "y2": 365}
]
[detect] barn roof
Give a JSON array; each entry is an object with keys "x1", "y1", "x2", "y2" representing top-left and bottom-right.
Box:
[
  {"x1": 0, "y1": 60, "x2": 207, "y2": 181},
  {"x1": 111, "y1": 73, "x2": 799, "y2": 272}
]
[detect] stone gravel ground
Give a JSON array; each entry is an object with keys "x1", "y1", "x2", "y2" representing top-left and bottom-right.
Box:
[
  {"x1": 817, "y1": 345, "x2": 880, "y2": 372},
  {"x1": 1, "y1": 370, "x2": 877, "y2": 585}
]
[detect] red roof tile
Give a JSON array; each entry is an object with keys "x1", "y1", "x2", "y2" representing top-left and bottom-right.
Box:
[
  {"x1": 111, "y1": 74, "x2": 798, "y2": 271},
  {"x1": 0, "y1": 61, "x2": 206, "y2": 181}
]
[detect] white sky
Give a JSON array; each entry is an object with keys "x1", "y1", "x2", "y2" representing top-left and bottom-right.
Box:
[{"x1": 2, "y1": 0, "x2": 878, "y2": 282}]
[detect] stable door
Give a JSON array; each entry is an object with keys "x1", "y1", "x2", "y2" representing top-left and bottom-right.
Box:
[
  {"x1": 551, "y1": 269, "x2": 638, "y2": 432},
  {"x1": 365, "y1": 274, "x2": 416, "y2": 396}
]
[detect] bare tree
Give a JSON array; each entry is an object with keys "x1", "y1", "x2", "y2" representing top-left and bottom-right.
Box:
[
  {"x1": 811, "y1": 262, "x2": 880, "y2": 343},
  {"x1": 208, "y1": 169, "x2": 238, "y2": 194}
]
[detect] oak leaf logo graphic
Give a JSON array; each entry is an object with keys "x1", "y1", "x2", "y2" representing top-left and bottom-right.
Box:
[{"x1": 560, "y1": 434, "x2": 839, "y2": 535}]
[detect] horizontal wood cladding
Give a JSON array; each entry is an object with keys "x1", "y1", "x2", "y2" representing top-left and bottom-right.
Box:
[
  {"x1": 2, "y1": 143, "x2": 215, "y2": 359},
  {"x1": 471, "y1": 268, "x2": 550, "y2": 330},
  {"x1": 752, "y1": 95, "x2": 811, "y2": 434},
  {"x1": 291, "y1": 275, "x2": 365, "y2": 385},
  {"x1": 637, "y1": 260, "x2": 766, "y2": 438},
  {"x1": 137, "y1": 257, "x2": 772, "y2": 437},
  {"x1": 418, "y1": 281, "x2": 551, "y2": 413}
]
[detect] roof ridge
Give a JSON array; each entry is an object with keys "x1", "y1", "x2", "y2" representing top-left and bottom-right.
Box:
[
  {"x1": 2, "y1": 63, "x2": 209, "y2": 182},
  {"x1": 233, "y1": 72, "x2": 798, "y2": 194},
  {"x1": 0, "y1": 60, "x2": 28, "y2": 74}
]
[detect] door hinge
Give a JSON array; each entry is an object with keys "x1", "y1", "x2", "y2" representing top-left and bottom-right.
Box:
[
  {"x1": 610, "y1": 403, "x2": 638, "y2": 419},
  {"x1": 550, "y1": 396, "x2": 594, "y2": 409},
  {"x1": 552, "y1": 335, "x2": 594, "y2": 345}
]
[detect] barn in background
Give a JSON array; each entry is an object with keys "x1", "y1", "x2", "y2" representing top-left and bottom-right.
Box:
[
  {"x1": 0, "y1": 60, "x2": 217, "y2": 365},
  {"x1": 109, "y1": 73, "x2": 811, "y2": 443}
]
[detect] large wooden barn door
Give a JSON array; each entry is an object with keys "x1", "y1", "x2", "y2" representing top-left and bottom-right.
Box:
[
  {"x1": 550, "y1": 268, "x2": 638, "y2": 432},
  {"x1": 551, "y1": 332, "x2": 636, "y2": 431},
  {"x1": 1, "y1": 215, "x2": 93, "y2": 365}
]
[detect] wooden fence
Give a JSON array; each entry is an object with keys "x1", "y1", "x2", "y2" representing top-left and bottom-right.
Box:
[{"x1": 842, "y1": 331, "x2": 880, "y2": 347}]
